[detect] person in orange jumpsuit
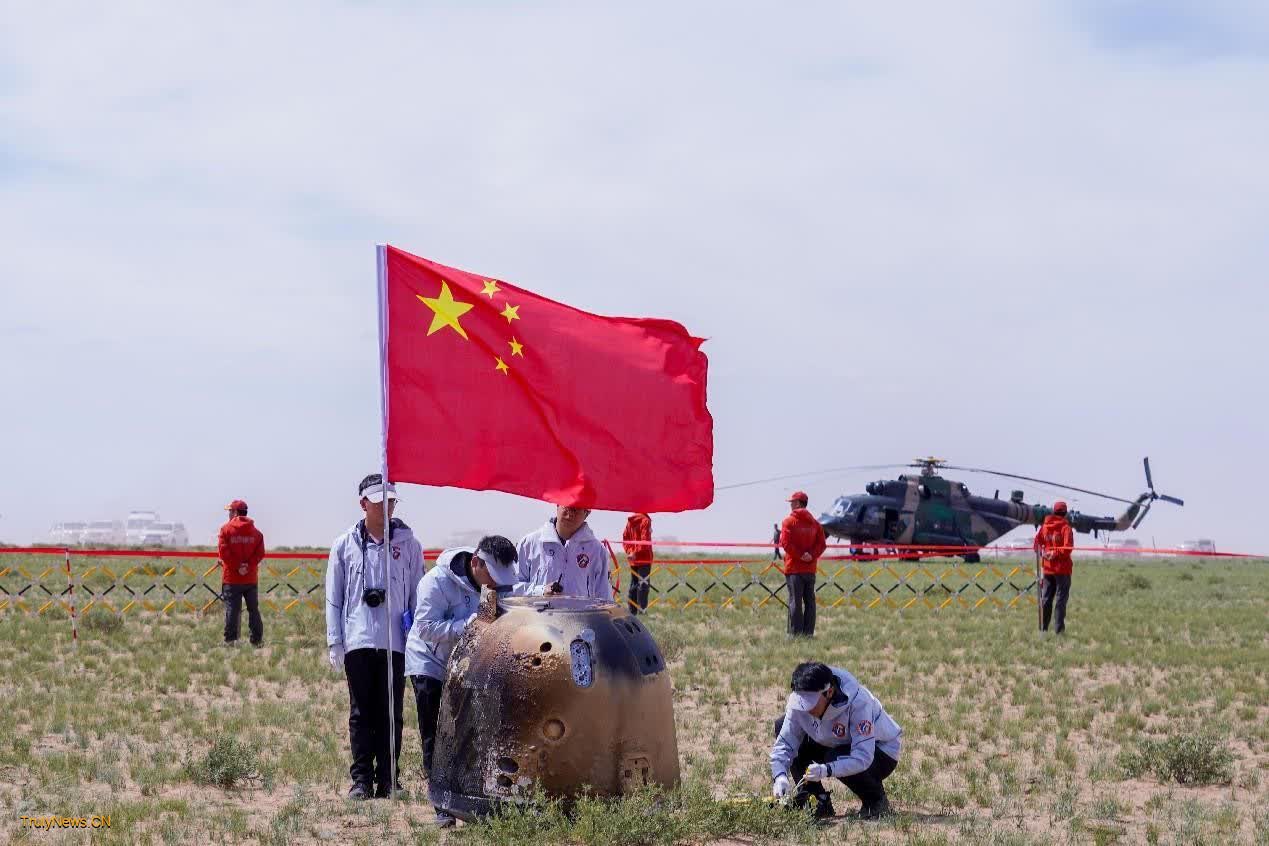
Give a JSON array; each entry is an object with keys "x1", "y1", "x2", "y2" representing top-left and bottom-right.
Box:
[
  {"x1": 622, "y1": 512, "x2": 654, "y2": 614},
  {"x1": 218, "y1": 499, "x2": 266, "y2": 647},
  {"x1": 780, "y1": 491, "x2": 827, "y2": 637},
  {"x1": 1034, "y1": 501, "x2": 1075, "y2": 634}
]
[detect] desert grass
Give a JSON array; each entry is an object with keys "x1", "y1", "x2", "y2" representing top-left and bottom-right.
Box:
[{"x1": 0, "y1": 556, "x2": 1265, "y2": 844}]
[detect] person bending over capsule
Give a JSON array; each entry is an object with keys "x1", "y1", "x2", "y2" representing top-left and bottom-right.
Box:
[
  {"x1": 404, "y1": 535, "x2": 519, "y2": 828},
  {"x1": 770, "y1": 661, "x2": 902, "y2": 820}
]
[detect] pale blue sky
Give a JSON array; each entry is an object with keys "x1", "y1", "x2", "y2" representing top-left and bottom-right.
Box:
[{"x1": 2, "y1": 2, "x2": 1266, "y2": 552}]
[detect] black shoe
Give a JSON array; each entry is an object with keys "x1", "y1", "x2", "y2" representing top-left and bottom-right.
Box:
[
  {"x1": 812, "y1": 794, "x2": 836, "y2": 819},
  {"x1": 790, "y1": 788, "x2": 831, "y2": 813},
  {"x1": 348, "y1": 783, "x2": 371, "y2": 800},
  {"x1": 250, "y1": 641, "x2": 264, "y2": 649},
  {"x1": 374, "y1": 782, "x2": 405, "y2": 799},
  {"x1": 859, "y1": 797, "x2": 891, "y2": 820}
]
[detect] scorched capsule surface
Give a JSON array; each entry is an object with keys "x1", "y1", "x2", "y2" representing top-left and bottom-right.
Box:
[{"x1": 429, "y1": 592, "x2": 680, "y2": 820}]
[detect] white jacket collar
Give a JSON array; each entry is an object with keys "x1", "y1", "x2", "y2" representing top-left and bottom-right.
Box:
[{"x1": 543, "y1": 519, "x2": 596, "y2": 547}]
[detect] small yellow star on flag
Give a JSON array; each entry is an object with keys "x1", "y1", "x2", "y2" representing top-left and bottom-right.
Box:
[
  {"x1": 481, "y1": 280, "x2": 501, "y2": 299},
  {"x1": 417, "y1": 281, "x2": 473, "y2": 339},
  {"x1": 494, "y1": 356, "x2": 510, "y2": 375},
  {"x1": 508, "y1": 337, "x2": 524, "y2": 357},
  {"x1": 500, "y1": 303, "x2": 520, "y2": 323}
]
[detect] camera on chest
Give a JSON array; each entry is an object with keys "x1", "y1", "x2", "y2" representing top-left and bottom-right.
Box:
[{"x1": 362, "y1": 587, "x2": 386, "y2": 608}]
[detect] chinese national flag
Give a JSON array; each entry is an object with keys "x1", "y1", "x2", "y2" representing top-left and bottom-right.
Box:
[{"x1": 380, "y1": 245, "x2": 713, "y2": 512}]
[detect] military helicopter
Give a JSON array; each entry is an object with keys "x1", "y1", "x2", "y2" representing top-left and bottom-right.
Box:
[{"x1": 816, "y1": 457, "x2": 1183, "y2": 562}]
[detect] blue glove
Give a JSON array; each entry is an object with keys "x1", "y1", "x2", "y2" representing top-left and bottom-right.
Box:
[{"x1": 401, "y1": 609, "x2": 414, "y2": 637}]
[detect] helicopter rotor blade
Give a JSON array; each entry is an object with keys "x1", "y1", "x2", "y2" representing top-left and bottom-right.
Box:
[
  {"x1": 1158, "y1": 494, "x2": 1185, "y2": 506},
  {"x1": 1143, "y1": 457, "x2": 1155, "y2": 492},
  {"x1": 715, "y1": 465, "x2": 905, "y2": 492},
  {"x1": 941, "y1": 465, "x2": 1137, "y2": 506}
]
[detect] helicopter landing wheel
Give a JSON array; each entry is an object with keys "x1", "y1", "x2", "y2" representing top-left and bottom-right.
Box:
[{"x1": 962, "y1": 552, "x2": 981, "y2": 564}]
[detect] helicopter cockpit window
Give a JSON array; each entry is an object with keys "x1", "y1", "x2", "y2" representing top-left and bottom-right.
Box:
[{"x1": 830, "y1": 501, "x2": 848, "y2": 517}]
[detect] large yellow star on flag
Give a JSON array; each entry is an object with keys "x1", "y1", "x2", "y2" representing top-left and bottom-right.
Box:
[{"x1": 417, "y1": 281, "x2": 474, "y2": 340}]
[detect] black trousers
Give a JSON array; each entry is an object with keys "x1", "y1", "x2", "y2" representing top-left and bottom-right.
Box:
[
  {"x1": 628, "y1": 564, "x2": 652, "y2": 614},
  {"x1": 1040, "y1": 574, "x2": 1072, "y2": 633},
  {"x1": 411, "y1": 675, "x2": 444, "y2": 778},
  {"x1": 786, "y1": 573, "x2": 817, "y2": 636},
  {"x1": 773, "y1": 717, "x2": 897, "y2": 807},
  {"x1": 222, "y1": 583, "x2": 263, "y2": 645},
  {"x1": 344, "y1": 648, "x2": 405, "y2": 790}
]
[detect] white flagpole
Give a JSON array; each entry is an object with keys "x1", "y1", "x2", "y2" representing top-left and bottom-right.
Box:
[{"x1": 376, "y1": 244, "x2": 397, "y2": 800}]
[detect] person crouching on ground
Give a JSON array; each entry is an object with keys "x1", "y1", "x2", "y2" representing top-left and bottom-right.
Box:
[
  {"x1": 405, "y1": 535, "x2": 519, "y2": 828},
  {"x1": 770, "y1": 661, "x2": 902, "y2": 819},
  {"x1": 325, "y1": 474, "x2": 424, "y2": 800}
]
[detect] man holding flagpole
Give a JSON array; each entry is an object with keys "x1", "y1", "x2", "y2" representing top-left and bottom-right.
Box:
[{"x1": 325, "y1": 474, "x2": 424, "y2": 800}]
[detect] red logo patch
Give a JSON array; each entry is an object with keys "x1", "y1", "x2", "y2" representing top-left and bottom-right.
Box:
[
  {"x1": 391, "y1": 546, "x2": 401, "y2": 560},
  {"x1": 831, "y1": 722, "x2": 846, "y2": 738},
  {"x1": 857, "y1": 720, "x2": 873, "y2": 737},
  {"x1": 576, "y1": 553, "x2": 590, "y2": 569}
]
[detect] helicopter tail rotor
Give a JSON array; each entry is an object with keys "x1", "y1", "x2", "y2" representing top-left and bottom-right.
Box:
[{"x1": 1132, "y1": 457, "x2": 1184, "y2": 529}]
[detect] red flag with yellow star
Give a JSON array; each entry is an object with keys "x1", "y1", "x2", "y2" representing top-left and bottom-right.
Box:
[{"x1": 378, "y1": 245, "x2": 713, "y2": 511}]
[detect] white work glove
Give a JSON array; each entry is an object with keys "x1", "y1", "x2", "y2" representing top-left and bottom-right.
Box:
[
  {"x1": 772, "y1": 774, "x2": 790, "y2": 799},
  {"x1": 800, "y1": 552, "x2": 813, "y2": 563},
  {"x1": 804, "y1": 763, "x2": 832, "y2": 782},
  {"x1": 329, "y1": 644, "x2": 345, "y2": 671}
]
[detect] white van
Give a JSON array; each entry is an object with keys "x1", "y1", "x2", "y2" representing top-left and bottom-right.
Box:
[
  {"x1": 126, "y1": 510, "x2": 159, "y2": 545},
  {"x1": 49, "y1": 522, "x2": 87, "y2": 545},
  {"x1": 82, "y1": 520, "x2": 125, "y2": 545},
  {"x1": 139, "y1": 522, "x2": 189, "y2": 548}
]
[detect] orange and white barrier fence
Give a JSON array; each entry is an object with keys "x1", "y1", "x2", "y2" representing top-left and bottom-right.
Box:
[{"x1": 0, "y1": 543, "x2": 1261, "y2": 634}]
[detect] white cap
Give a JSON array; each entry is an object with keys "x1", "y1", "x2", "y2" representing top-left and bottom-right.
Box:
[
  {"x1": 359, "y1": 482, "x2": 398, "y2": 503},
  {"x1": 788, "y1": 685, "x2": 832, "y2": 712},
  {"x1": 475, "y1": 548, "x2": 517, "y2": 587}
]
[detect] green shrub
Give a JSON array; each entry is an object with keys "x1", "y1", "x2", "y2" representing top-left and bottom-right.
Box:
[
  {"x1": 1119, "y1": 573, "x2": 1152, "y2": 591},
  {"x1": 466, "y1": 783, "x2": 817, "y2": 846},
  {"x1": 80, "y1": 608, "x2": 124, "y2": 635},
  {"x1": 184, "y1": 737, "x2": 263, "y2": 789},
  {"x1": 1118, "y1": 734, "x2": 1234, "y2": 785}
]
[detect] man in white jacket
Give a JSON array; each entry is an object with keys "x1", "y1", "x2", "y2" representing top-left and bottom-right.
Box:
[
  {"x1": 404, "y1": 535, "x2": 518, "y2": 827},
  {"x1": 770, "y1": 661, "x2": 902, "y2": 819},
  {"x1": 325, "y1": 475, "x2": 425, "y2": 800},
  {"x1": 515, "y1": 504, "x2": 613, "y2": 600}
]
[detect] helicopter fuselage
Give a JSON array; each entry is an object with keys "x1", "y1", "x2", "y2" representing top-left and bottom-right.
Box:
[{"x1": 817, "y1": 472, "x2": 1147, "y2": 551}]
